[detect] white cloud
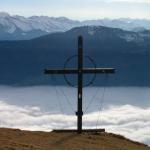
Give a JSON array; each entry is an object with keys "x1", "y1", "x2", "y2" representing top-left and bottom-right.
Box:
[{"x1": 0, "y1": 101, "x2": 149, "y2": 145}]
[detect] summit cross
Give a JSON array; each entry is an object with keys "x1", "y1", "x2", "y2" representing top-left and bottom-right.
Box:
[{"x1": 44, "y1": 36, "x2": 115, "y2": 133}]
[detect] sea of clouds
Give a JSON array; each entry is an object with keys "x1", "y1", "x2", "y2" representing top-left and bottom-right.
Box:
[{"x1": 0, "y1": 86, "x2": 149, "y2": 145}]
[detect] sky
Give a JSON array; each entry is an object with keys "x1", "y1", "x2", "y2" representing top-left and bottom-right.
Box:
[{"x1": 0, "y1": 0, "x2": 150, "y2": 20}]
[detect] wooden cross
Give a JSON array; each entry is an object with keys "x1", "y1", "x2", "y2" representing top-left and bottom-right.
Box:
[{"x1": 44, "y1": 36, "x2": 115, "y2": 133}]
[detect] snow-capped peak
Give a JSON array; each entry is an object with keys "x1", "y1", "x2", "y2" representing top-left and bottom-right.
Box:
[
  {"x1": 0, "y1": 12, "x2": 81, "y2": 34},
  {"x1": 0, "y1": 12, "x2": 150, "y2": 40},
  {"x1": 0, "y1": 12, "x2": 10, "y2": 17}
]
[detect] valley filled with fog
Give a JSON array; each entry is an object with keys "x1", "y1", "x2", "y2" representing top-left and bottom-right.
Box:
[{"x1": 0, "y1": 86, "x2": 149, "y2": 145}]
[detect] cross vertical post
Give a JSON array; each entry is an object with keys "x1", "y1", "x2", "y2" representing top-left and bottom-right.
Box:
[{"x1": 77, "y1": 36, "x2": 83, "y2": 133}]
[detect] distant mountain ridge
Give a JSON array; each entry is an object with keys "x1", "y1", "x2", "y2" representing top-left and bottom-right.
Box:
[
  {"x1": 0, "y1": 12, "x2": 80, "y2": 40},
  {"x1": 0, "y1": 26, "x2": 150, "y2": 86},
  {"x1": 1, "y1": 12, "x2": 150, "y2": 40}
]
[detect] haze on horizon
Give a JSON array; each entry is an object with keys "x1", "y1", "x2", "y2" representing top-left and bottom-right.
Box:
[{"x1": 0, "y1": 0, "x2": 150, "y2": 20}]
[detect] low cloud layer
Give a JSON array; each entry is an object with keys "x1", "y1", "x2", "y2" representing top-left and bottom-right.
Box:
[{"x1": 0, "y1": 100, "x2": 149, "y2": 145}]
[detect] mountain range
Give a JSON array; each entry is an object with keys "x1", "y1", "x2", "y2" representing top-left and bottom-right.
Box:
[
  {"x1": 1, "y1": 12, "x2": 150, "y2": 40},
  {"x1": 0, "y1": 26, "x2": 150, "y2": 86}
]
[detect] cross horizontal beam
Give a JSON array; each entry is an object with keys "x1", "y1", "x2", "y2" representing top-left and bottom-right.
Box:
[{"x1": 44, "y1": 68, "x2": 115, "y2": 74}]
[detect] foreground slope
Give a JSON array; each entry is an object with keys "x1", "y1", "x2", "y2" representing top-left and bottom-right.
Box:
[{"x1": 0, "y1": 128, "x2": 149, "y2": 150}]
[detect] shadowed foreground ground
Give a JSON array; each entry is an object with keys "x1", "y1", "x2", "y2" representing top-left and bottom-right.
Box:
[{"x1": 0, "y1": 128, "x2": 149, "y2": 150}]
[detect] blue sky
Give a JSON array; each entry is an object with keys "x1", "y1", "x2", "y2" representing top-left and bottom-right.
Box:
[{"x1": 0, "y1": 0, "x2": 150, "y2": 20}]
